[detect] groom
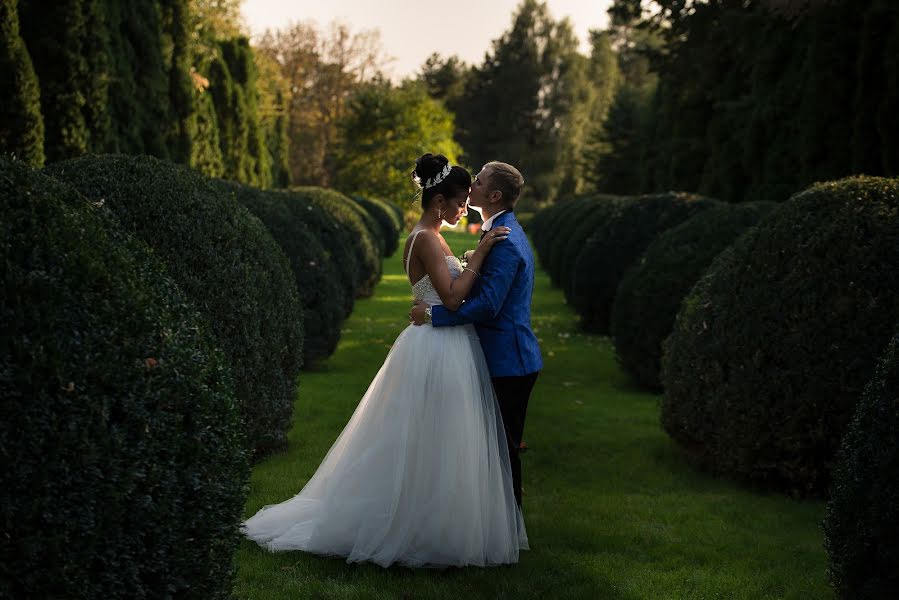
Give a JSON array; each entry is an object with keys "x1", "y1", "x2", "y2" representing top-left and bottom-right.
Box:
[{"x1": 411, "y1": 161, "x2": 543, "y2": 507}]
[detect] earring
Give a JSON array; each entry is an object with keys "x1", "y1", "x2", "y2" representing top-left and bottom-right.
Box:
[{"x1": 437, "y1": 207, "x2": 444, "y2": 220}]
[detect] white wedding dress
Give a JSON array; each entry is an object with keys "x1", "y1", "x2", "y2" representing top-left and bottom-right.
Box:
[{"x1": 241, "y1": 242, "x2": 528, "y2": 568}]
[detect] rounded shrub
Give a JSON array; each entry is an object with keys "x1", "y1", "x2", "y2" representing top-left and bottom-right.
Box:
[
  {"x1": 543, "y1": 195, "x2": 609, "y2": 287},
  {"x1": 346, "y1": 194, "x2": 386, "y2": 256},
  {"x1": 824, "y1": 329, "x2": 899, "y2": 598},
  {"x1": 46, "y1": 154, "x2": 303, "y2": 458},
  {"x1": 0, "y1": 156, "x2": 248, "y2": 598},
  {"x1": 611, "y1": 202, "x2": 775, "y2": 390},
  {"x1": 293, "y1": 186, "x2": 382, "y2": 298},
  {"x1": 280, "y1": 189, "x2": 358, "y2": 318},
  {"x1": 352, "y1": 194, "x2": 401, "y2": 257},
  {"x1": 212, "y1": 180, "x2": 345, "y2": 368},
  {"x1": 531, "y1": 200, "x2": 567, "y2": 270},
  {"x1": 552, "y1": 195, "x2": 626, "y2": 296},
  {"x1": 571, "y1": 192, "x2": 718, "y2": 333},
  {"x1": 661, "y1": 176, "x2": 899, "y2": 495}
]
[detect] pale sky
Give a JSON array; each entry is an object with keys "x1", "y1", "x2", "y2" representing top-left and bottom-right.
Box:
[{"x1": 240, "y1": 0, "x2": 612, "y2": 80}]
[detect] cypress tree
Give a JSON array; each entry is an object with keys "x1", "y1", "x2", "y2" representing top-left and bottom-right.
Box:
[
  {"x1": 190, "y1": 73, "x2": 225, "y2": 178},
  {"x1": 80, "y1": 0, "x2": 111, "y2": 153},
  {"x1": 103, "y1": 0, "x2": 169, "y2": 157},
  {"x1": 0, "y1": 0, "x2": 44, "y2": 166},
  {"x1": 208, "y1": 47, "x2": 243, "y2": 181},
  {"x1": 267, "y1": 86, "x2": 290, "y2": 187},
  {"x1": 163, "y1": 0, "x2": 195, "y2": 163},
  {"x1": 17, "y1": 0, "x2": 88, "y2": 161},
  {"x1": 852, "y1": 0, "x2": 892, "y2": 176},
  {"x1": 880, "y1": 3, "x2": 899, "y2": 175}
]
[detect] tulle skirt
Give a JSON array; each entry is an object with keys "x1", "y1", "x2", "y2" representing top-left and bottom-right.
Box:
[{"x1": 241, "y1": 322, "x2": 528, "y2": 568}]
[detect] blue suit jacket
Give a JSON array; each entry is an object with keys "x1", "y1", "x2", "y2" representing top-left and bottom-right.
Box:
[{"x1": 431, "y1": 211, "x2": 543, "y2": 378}]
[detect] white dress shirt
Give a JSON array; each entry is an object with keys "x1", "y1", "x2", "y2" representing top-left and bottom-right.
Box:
[{"x1": 480, "y1": 210, "x2": 508, "y2": 232}]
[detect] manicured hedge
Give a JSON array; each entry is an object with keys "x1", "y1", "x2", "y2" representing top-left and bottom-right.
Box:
[
  {"x1": 611, "y1": 202, "x2": 775, "y2": 390},
  {"x1": 293, "y1": 186, "x2": 382, "y2": 298},
  {"x1": 352, "y1": 194, "x2": 401, "y2": 257},
  {"x1": 278, "y1": 189, "x2": 357, "y2": 318},
  {"x1": 661, "y1": 176, "x2": 899, "y2": 495},
  {"x1": 543, "y1": 196, "x2": 609, "y2": 288},
  {"x1": 531, "y1": 200, "x2": 567, "y2": 270},
  {"x1": 570, "y1": 192, "x2": 718, "y2": 333},
  {"x1": 46, "y1": 154, "x2": 303, "y2": 458},
  {"x1": 0, "y1": 156, "x2": 247, "y2": 598},
  {"x1": 824, "y1": 329, "x2": 899, "y2": 599},
  {"x1": 555, "y1": 196, "x2": 627, "y2": 298},
  {"x1": 212, "y1": 180, "x2": 345, "y2": 368}
]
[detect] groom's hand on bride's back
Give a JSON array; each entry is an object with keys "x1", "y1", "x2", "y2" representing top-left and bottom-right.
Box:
[{"x1": 410, "y1": 300, "x2": 430, "y2": 326}]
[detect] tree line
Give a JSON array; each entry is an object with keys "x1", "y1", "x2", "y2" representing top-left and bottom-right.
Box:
[
  {"x1": 3, "y1": 0, "x2": 896, "y2": 207},
  {"x1": 590, "y1": 0, "x2": 899, "y2": 203}
]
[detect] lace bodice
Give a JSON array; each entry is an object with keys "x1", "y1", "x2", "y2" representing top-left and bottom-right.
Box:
[{"x1": 410, "y1": 255, "x2": 463, "y2": 305}]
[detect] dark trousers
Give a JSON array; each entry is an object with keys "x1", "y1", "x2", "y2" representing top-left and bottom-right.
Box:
[{"x1": 492, "y1": 372, "x2": 539, "y2": 507}]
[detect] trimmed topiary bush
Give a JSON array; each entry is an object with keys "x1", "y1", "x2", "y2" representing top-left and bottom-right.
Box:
[
  {"x1": 346, "y1": 193, "x2": 386, "y2": 257},
  {"x1": 212, "y1": 180, "x2": 345, "y2": 368},
  {"x1": 0, "y1": 156, "x2": 248, "y2": 598},
  {"x1": 531, "y1": 200, "x2": 567, "y2": 270},
  {"x1": 279, "y1": 189, "x2": 357, "y2": 318},
  {"x1": 293, "y1": 186, "x2": 381, "y2": 298},
  {"x1": 824, "y1": 329, "x2": 899, "y2": 599},
  {"x1": 543, "y1": 195, "x2": 608, "y2": 287},
  {"x1": 612, "y1": 202, "x2": 775, "y2": 390},
  {"x1": 352, "y1": 194, "x2": 401, "y2": 257},
  {"x1": 552, "y1": 195, "x2": 625, "y2": 296},
  {"x1": 46, "y1": 154, "x2": 303, "y2": 458},
  {"x1": 571, "y1": 192, "x2": 718, "y2": 333},
  {"x1": 661, "y1": 176, "x2": 899, "y2": 495}
]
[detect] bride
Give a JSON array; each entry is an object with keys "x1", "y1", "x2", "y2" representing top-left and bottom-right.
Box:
[{"x1": 241, "y1": 153, "x2": 528, "y2": 568}]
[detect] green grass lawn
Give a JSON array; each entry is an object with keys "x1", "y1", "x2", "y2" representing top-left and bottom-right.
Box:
[{"x1": 234, "y1": 230, "x2": 831, "y2": 599}]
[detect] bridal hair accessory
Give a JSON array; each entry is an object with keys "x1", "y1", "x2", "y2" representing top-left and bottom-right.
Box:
[{"x1": 421, "y1": 163, "x2": 452, "y2": 189}]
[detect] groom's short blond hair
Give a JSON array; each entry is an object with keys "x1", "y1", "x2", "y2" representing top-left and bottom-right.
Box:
[{"x1": 484, "y1": 161, "x2": 524, "y2": 208}]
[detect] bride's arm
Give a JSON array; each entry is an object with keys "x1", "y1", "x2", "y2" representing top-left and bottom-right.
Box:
[{"x1": 415, "y1": 228, "x2": 510, "y2": 311}]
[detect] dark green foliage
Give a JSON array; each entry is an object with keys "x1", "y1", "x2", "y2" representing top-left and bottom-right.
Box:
[
  {"x1": 164, "y1": 0, "x2": 195, "y2": 164},
  {"x1": 596, "y1": 0, "x2": 899, "y2": 202},
  {"x1": 17, "y1": 0, "x2": 90, "y2": 161},
  {"x1": 212, "y1": 37, "x2": 271, "y2": 188},
  {"x1": 661, "y1": 176, "x2": 899, "y2": 495},
  {"x1": 46, "y1": 154, "x2": 303, "y2": 458},
  {"x1": 557, "y1": 197, "x2": 629, "y2": 301},
  {"x1": 79, "y1": 0, "x2": 110, "y2": 152},
  {"x1": 214, "y1": 179, "x2": 345, "y2": 368},
  {"x1": 384, "y1": 197, "x2": 404, "y2": 229},
  {"x1": 544, "y1": 195, "x2": 619, "y2": 288},
  {"x1": 191, "y1": 84, "x2": 225, "y2": 178},
  {"x1": 348, "y1": 196, "x2": 386, "y2": 257},
  {"x1": 0, "y1": 156, "x2": 248, "y2": 599},
  {"x1": 352, "y1": 194, "x2": 402, "y2": 257},
  {"x1": 293, "y1": 186, "x2": 382, "y2": 298},
  {"x1": 453, "y1": 0, "x2": 592, "y2": 204},
  {"x1": 824, "y1": 328, "x2": 899, "y2": 598},
  {"x1": 528, "y1": 201, "x2": 565, "y2": 262},
  {"x1": 265, "y1": 85, "x2": 290, "y2": 187},
  {"x1": 532, "y1": 200, "x2": 572, "y2": 271},
  {"x1": 611, "y1": 202, "x2": 775, "y2": 390},
  {"x1": 280, "y1": 189, "x2": 358, "y2": 318},
  {"x1": 539, "y1": 196, "x2": 597, "y2": 286},
  {"x1": 103, "y1": 0, "x2": 170, "y2": 157},
  {"x1": 570, "y1": 192, "x2": 717, "y2": 333},
  {"x1": 0, "y1": 0, "x2": 44, "y2": 166}
]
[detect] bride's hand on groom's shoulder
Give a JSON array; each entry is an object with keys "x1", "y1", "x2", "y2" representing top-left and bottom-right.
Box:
[{"x1": 477, "y1": 226, "x2": 511, "y2": 251}]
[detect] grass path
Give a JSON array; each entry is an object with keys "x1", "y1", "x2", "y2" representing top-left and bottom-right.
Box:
[{"x1": 234, "y1": 230, "x2": 831, "y2": 599}]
